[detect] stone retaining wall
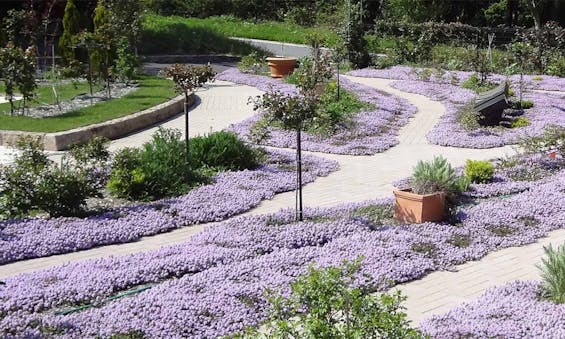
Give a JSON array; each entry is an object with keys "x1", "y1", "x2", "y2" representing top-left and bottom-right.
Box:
[{"x1": 0, "y1": 93, "x2": 193, "y2": 151}]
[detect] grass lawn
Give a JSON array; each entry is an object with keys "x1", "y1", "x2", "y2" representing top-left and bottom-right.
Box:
[
  {"x1": 0, "y1": 76, "x2": 176, "y2": 133},
  {"x1": 140, "y1": 15, "x2": 338, "y2": 55}
]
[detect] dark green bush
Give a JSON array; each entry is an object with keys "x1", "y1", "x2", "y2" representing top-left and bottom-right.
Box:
[
  {"x1": 306, "y1": 82, "x2": 368, "y2": 136},
  {"x1": 512, "y1": 100, "x2": 534, "y2": 109},
  {"x1": 0, "y1": 137, "x2": 48, "y2": 217},
  {"x1": 189, "y1": 131, "x2": 260, "y2": 172},
  {"x1": 0, "y1": 136, "x2": 107, "y2": 218},
  {"x1": 108, "y1": 128, "x2": 204, "y2": 201},
  {"x1": 465, "y1": 159, "x2": 495, "y2": 184},
  {"x1": 37, "y1": 165, "x2": 101, "y2": 217},
  {"x1": 69, "y1": 136, "x2": 110, "y2": 165}
]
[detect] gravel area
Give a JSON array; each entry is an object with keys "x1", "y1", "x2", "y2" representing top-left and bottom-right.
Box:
[
  {"x1": 2, "y1": 81, "x2": 138, "y2": 118},
  {"x1": 26, "y1": 82, "x2": 138, "y2": 118}
]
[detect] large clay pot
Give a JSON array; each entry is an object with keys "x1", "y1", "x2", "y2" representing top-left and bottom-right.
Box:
[
  {"x1": 393, "y1": 189, "x2": 445, "y2": 224},
  {"x1": 266, "y1": 57, "x2": 297, "y2": 78}
]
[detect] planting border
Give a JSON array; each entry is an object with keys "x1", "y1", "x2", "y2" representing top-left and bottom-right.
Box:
[{"x1": 0, "y1": 93, "x2": 191, "y2": 151}]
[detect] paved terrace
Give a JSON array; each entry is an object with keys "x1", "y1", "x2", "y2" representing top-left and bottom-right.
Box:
[{"x1": 2, "y1": 74, "x2": 564, "y2": 327}]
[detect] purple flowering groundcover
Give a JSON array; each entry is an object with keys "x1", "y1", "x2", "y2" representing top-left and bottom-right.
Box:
[
  {"x1": 348, "y1": 65, "x2": 565, "y2": 92},
  {"x1": 0, "y1": 149, "x2": 338, "y2": 264},
  {"x1": 216, "y1": 68, "x2": 417, "y2": 155},
  {"x1": 347, "y1": 66, "x2": 565, "y2": 149},
  {"x1": 390, "y1": 80, "x2": 565, "y2": 148},
  {"x1": 420, "y1": 280, "x2": 565, "y2": 338},
  {"x1": 2, "y1": 156, "x2": 563, "y2": 338}
]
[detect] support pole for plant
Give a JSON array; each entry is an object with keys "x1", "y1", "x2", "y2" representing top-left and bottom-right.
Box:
[
  {"x1": 296, "y1": 127, "x2": 303, "y2": 222},
  {"x1": 184, "y1": 91, "x2": 190, "y2": 164}
]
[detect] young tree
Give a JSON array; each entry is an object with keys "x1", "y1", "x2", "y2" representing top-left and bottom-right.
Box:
[
  {"x1": 0, "y1": 43, "x2": 37, "y2": 116},
  {"x1": 91, "y1": 0, "x2": 111, "y2": 77},
  {"x1": 252, "y1": 53, "x2": 333, "y2": 221},
  {"x1": 340, "y1": 0, "x2": 370, "y2": 69},
  {"x1": 59, "y1": 0, "x2": 80, "y2": 62},
  {"x1": 525, "y1": 0, "x2": 545, "y2": 30},
  {"x1": 163, "y1": 64, "x2": 216, "y2": 161},
  {"x1": 249, "y1": 259, "x2": 422, "y2": 338}
]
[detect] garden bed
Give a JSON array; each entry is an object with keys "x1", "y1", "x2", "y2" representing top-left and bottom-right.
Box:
[
  {"x1": 1, "y1": 154, "x2": 563, "y2": 337},
  {"x1": 420, "y1": 280, "x2": 565, "y2": 338},
  {"x1": 389, "y1": 80, "x2": 565, "y2": 148},
  {"x1": 348, "y1": 66, "x2": 565, "y2": 92},
  {"x1": 217, "y1": 68, "x2": 417, "y2": 155},
  {"x1": 0, "y1": 148, "x2": 337, "y2": 264}
]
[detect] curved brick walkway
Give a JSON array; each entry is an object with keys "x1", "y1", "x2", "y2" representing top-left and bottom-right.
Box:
[{"x1": 2, "y1": 75, "x2": 563, "y2": 328}]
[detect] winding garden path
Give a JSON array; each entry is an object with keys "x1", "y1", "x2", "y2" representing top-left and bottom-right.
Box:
[{"x1": 3, "y1": 75, "x2": 564, "y2": 327}]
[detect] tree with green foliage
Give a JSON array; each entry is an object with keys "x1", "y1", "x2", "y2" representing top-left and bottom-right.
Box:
[
  {"x1": 1, "y1": 9, "x2": 37, "y2": 49},
  {"x1": 59, "y1": 0, "x2": 80, "y2": 62},
  {"x1": 91, "y1": 0, "x2": 111, "y2": 76},
  {"x1": 239, "y1": 258, "x2": 422, "y2": 338},
  {"x1": 341, "y1": 0, "x2": 369, "y2": 69},
  {"x1": 0, "y1": 43, "x2": 37, "y2": 116},
  {"x1": 252, "y1": 52, "x2": 332, "y2": 221},
  {"x1": 163, "y1": 64, "x2": 216, "y2": 160}
]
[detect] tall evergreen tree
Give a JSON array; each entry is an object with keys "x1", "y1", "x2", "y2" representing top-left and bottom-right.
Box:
[
  {"x1": 58, "y1": 0, "x2": 80, "y2": 62},
  {"x1": 91, "y1": 0, "x2": 111, "y2": 75}
]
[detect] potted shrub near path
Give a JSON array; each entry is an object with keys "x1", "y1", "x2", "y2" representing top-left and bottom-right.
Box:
[{"x1": 394, "y1": 156, "x2": 468, "y2": 224}]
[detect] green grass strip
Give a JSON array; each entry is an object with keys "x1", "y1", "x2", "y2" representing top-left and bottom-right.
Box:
[
  {"x1": 0, "y1": 76, "x2": 176, "y2": 133},
  {"x1": 140, "y1": 15, "x2": 338, "y2": 55}
]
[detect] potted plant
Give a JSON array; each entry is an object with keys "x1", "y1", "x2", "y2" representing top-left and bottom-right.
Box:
[
  {"x1": 266, "y1": 56, "x2": 297, "y2": 78},
  {"x1": 394, "y1": 156, "x2": 468, "y2": 224}
]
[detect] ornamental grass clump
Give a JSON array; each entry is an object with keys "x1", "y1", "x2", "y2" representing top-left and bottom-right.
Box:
[
  {"x1": 538, "y1": 243, "x2": 565, "y2": 304},
  {"x1": 411, "y1": 156, "x2": 468, "y2": 195}
]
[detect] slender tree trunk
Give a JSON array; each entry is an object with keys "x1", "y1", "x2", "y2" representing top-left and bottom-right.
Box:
[
  {"x1": 184, "y1": 91, "x2": 190, "y2": 164},
  {"x1": 505, "y1": 0, "x2": 517, "y2": 26},
  {"x1": 526, "y1": 0, "x2": 543, "y2": 30},
  {"x1": 296, "y1": 127, "x2": 303, "y2": 222}
]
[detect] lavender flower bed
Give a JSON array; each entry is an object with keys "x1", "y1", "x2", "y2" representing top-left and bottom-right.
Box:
[
  {"x1": 217, "y1": 68, "x2": 417, "y2": 155},
  {"x1": 420, "y1": 281, "x2": 565, "y2": 338},
  {"x1": 390, "y1": 80, "x2": 565, "y2": 148},
  {"x1": 348, "y1": 66, "x2": 565, "y2": 92},
  {"x1": 0, "y1": 149, "x2": 338, "y2": 264},
  {"x1": 2, "y1": 158, "x2": 564, "y2": 338}
]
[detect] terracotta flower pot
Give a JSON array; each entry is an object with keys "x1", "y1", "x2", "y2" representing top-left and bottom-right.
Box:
[
  {"x1": 393, "y1": 189, "x2": 446, "y2": 224},
  {"x1": 266, "y1": 57, "x2": 297, "y2": 78}
]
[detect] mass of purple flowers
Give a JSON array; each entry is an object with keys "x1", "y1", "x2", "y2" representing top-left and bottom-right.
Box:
[
  {"x1": 420, "y1": 280, "x2": 565, "y2": 338},
  {"x1": 0, "y1": 149, "x2": 338, "y2": 264},
  {"x1": 390, "y1": 80, "x2": 565, "y2": 148},
  {"x1": 2, "y1": 155, "x2": 563, "y2": 338},
  {"x1": 348, "y1": 66, "x2": 565, "y2": 91},
  {"x1": 216, "y1": 68, "x2": 417, "y2": 155}
]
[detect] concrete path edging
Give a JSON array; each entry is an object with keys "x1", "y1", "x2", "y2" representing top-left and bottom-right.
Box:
[{"x1": 0, "y1": 93, "x2": 192, "y2": 151}]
